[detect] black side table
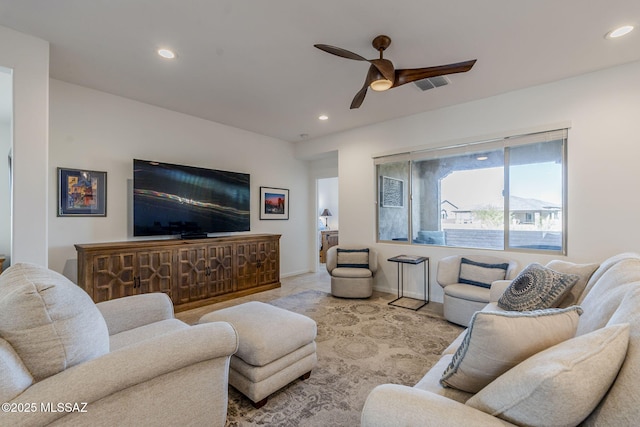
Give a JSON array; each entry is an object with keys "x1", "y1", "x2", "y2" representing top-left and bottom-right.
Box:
[{"x1": 387, "y1": 255, "x2": 430, "y2": 311}]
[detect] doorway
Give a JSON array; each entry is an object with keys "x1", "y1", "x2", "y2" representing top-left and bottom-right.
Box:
[
  {"x1": 317, "y1": 177, "x2": 338, "y2": 269},
  {"x1": 0, "y1": 66, "x2": 12, "y2": 273}
]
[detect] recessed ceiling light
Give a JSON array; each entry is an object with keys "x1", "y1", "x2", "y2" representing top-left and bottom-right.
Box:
[
  {"x1": 318, "y1": 115, "x2": 329, "y2": 121},
  {"x1": 606, "y1": 25, "x2": 634, "y2": 39},
  {"x1": 477, "y1": 156, "x2": 489, "y2": 161},
  {"x1": 157, "y1": 48, "x2": 176, "y2": 59}
]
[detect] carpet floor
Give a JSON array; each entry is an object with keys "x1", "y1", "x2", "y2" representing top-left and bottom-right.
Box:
[{"x1": 225, "y1": 290, "x2": 464, "y2": 426}]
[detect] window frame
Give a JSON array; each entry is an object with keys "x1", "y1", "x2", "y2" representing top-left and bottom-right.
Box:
[{"x1": 375, "y1": 128, "x2": 568, "y2": 255}]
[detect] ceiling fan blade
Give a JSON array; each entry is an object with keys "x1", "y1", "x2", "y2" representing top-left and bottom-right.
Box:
[
  {"x1": 369, "y1": 59, "x2": 395, "y2": 83},
  {"x1": 350, "y1": 85, "x2": 368, "y2": 109},
  {"x1": 350, "y1": 65, "x2": 377, "y2": 109},
  {"x1": 314, "y1": 44, "x2": 368, "y2": 61},
  {"x1": 392, "y1": 59, "x2": 477, "y2": 88}
]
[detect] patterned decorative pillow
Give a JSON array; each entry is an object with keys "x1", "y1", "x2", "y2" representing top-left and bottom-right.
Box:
[
  {"x1": 440, "y1": 306, "x2": 582, "y2": 393},
  {"x1": 458, "y1": 258, "x2": 510, "y2": 289},
  {"x1": 336, "y1": 248, "x2": 370, "y2": 268},
  {"x1": 466, "y1": 324, "x2": 629, "y2": 427},
  {"x1": 498, "y1": 263, "x2": 580, "y2": 311}
]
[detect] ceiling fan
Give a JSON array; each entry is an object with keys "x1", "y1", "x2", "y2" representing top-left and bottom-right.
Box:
[{"x1": 314, "y1": 35, "x2": 477, "y2": 109}]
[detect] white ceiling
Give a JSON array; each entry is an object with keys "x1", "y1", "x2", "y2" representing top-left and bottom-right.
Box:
[{"x1": 0, "y1": 1, "x2": 638, "y2": 142}]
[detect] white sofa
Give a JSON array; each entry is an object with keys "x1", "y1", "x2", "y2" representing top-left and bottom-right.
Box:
[
  {"x1": 362, "y1": 253, "x2": 640, "y2": 426},
  {"x1": 0, "y1": 263, "x2": 238, "y2": 427}
]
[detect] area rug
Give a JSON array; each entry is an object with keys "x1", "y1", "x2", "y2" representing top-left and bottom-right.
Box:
[{"x1": 225, "y1": 290, "x2": 464, "y2": 426}]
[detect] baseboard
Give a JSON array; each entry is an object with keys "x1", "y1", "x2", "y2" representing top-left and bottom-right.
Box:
[{"x1": 281, "y1": 269, "x2": 313, "y2": 278}]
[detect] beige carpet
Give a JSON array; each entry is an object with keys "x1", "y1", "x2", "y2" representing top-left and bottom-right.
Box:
[{"x1": 225, "y1": 290, "x2": 464, "y2": 426}]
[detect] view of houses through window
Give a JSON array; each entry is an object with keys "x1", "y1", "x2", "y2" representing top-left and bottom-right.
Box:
[{"x1": 376, "y1": 129, "x2": 567, "y2": 254}]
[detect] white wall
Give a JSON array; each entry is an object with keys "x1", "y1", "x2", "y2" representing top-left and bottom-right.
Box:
[
  {"x1": 296, "y1": 60, "x2": 640, "y2": 302},
  {"x1": 0, "y1": 25, "x2": 49, "y2": 267},
  {"x1": 49, "y1": 80, "x2": 311, "y2": 278}
]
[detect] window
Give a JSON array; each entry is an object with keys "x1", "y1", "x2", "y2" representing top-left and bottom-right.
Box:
[{"x1": 375, "y1": 129, "x2": 567, "y2": 254}]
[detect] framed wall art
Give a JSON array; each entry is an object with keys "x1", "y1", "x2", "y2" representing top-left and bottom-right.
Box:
[
  {"x1": 381, "y1": 176, "x2": 404, "y2": 208},
  {"x1": 57, "y1": 168, "x2": 107, "y2": 217},
  {"x1": 259, "y1": 186, "x2": 289, "y2": 220}
]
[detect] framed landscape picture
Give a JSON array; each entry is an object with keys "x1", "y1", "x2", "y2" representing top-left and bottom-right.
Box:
[
  {"x1": 58, "y1": 168, "x2": 107, "y2": 216},
  {"x1": 260, "y1": 186, "x2": 289, "y2": 220}
]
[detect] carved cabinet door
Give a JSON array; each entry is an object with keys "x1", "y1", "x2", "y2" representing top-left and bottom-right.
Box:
[
  {"x1": 206, "y1": 243, "x2": 234, "y2": 296},
  {"x1": 176, "y1": 246, "x2": 208, "y2": 304},
  {"x1": 91, "y1": 252, "x2": 137, "y2": 302},
  {"x1": 235, "y1": 241, "x2": 258, "y2": 290},
  {"x1": 136, "y1": 249, "x2": 174, "y2": 302}
]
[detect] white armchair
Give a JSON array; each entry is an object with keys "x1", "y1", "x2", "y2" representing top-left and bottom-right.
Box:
[
  {"x1": 437, "y1": 255, "x2": 519, "y2": 326},
  {"x1": 326, "y1": 246, "x2": 378, "y2": 298},
  {"x1": 0, "y1": 263, "x2": 238, "y2": 427}
]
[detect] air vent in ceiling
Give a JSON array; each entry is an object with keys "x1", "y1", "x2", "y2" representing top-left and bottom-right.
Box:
[{"x1": 414, "y1": 75, "x2": 450, "y2": 91}]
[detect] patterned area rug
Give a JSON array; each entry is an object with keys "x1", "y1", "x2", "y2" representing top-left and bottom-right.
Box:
[{"x1": 225, "y1": 290, "x2": 464, "y2": 426}]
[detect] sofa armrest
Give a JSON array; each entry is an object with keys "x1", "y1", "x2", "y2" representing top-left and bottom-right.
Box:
[
  {"x1": 361, "y1": 384, "x2": 515, "y2": 427},
  {"x1": 5, "y1": 322, "x2": 238, "y2": 427},
  {"x1": 489, "y1": 280, "x2": 512, "y2": 302},
  {"x1": 96, "y1": 292, "x2": 175, "y2": 335}
]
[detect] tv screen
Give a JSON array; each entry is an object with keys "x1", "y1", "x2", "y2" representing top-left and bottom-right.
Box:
[{"x1": 133, "y1": 159, "x2": 250, "y2": 237}]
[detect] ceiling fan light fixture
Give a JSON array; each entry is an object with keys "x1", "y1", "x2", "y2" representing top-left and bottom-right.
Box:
[{"x1": 370, "y1": 78, "x2": 393, "y2": 91}]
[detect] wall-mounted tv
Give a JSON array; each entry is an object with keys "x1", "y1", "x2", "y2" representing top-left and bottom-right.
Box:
[{"x1": 133, "y1": 159, "x2": 250, "y2": 238}]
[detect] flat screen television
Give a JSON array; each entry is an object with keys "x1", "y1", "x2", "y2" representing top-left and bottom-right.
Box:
[{"x1": 133, "y1": 159, "x2": 250, "y2": 238}]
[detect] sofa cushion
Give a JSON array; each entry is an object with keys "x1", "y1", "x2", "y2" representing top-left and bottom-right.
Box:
[
  {"x1": 581, "y1": 286, "x2": 640, "y2": 426},
  {"x1": 336, "y1": 248, "x2": 369, "y2": 268},
  {"x1": 498, "y1": 263, "x2": 579, "y2": 311},
  {"x1": 331, "y1": 267, "x2": 373, "y2": 279},
  {"x1": 0, "y1": 263, "x2": 109, "y2": 381},
  {"x1": 458, "y1": 258, "x2": 509, "y2": 289},
  {"x1": 0, "y1": 337, "x2": 34, "y2": 402},
  {"x1": 545, "y1": 260, "x2": 599, "y2": 307},
  {"x1": 443, "y1": 283, "x2": 490, "y2": 303},
  {"x1": 440, "y1": 306, "x2": 582, "y2": 393},
  {"x1": 467, "y1": 323, "x2": 629, "y2": 427}
]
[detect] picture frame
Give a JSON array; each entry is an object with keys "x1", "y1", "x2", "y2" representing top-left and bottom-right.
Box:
[
  {"x1": 260, "y1": 186, "x2": 289, "y2": 220},
  {"x1": 381, "y1": 176, "x2": 404, "y2": 208},
  {"x1": 57, "y1": 168, "x2": 107, "y2": 217}
]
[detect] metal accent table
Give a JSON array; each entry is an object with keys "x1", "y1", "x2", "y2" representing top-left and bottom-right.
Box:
[{"x1": 387, "y1": 255, "x2": 430, "y2": 311}]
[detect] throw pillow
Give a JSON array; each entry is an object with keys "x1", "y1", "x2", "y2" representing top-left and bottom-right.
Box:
[
  {"x1": 466, "y1": 323, "x2": 630, "y2": 427},
  {"x1": 0, "y1": 263, "x2": 110, "y2": 381},
  {"x1": 544, "y1": 260, "x2": 599, "y2": 307},
  {"x1": 336, "y1": 248, "x2": 369, "y2": 268},
  {"x1": 440, "y1": 306, "x2": 582, "y2": 393},
  {"x1": 458, "y1": 258, "x2": 510, "y2": 289},
  {"x1": 498, "y1": 263, "x2": 580, "y2": 311}
]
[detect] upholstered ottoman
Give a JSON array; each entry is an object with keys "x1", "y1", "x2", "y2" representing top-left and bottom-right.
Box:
[{"x1": 199, "y1": 301, "x2": 317, "y2": 408}]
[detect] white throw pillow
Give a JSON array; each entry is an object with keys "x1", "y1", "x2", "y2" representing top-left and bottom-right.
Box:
[
  {"x1": 0, "y1": 263, "x2": 109, "y2": 381},
  {"x1": 545, "y1": 260, "x2": 599, "y2": 307},
  {"x1": 440, "y1": 306, "x2": 582, "y2": 393},
  {"x1": 458, "y1": 257, "x2": 509, "y2": 289},
  {"x1": 467, "y1": 323, "x2": 630, "y2": 427},
  {"x1": 336, "y1": 248, "x2": 369, "y2": 268}
]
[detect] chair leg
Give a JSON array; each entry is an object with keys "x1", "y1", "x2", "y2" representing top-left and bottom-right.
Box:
[
  {"x1": 300, "y1": 371, "x2": 311, "y2": 380},
  {"x1": 252, "y1": 397, "x2": 268, "y2": 409}
]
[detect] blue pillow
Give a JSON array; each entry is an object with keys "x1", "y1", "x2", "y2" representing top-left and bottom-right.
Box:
[{"x1": 458, "y1": 258, "x2": 509, "y2": 289}]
